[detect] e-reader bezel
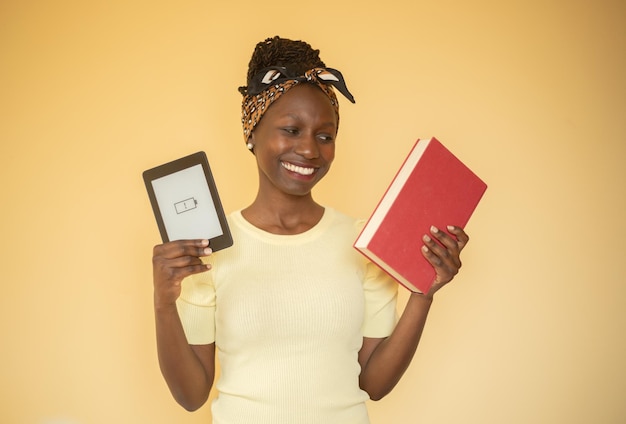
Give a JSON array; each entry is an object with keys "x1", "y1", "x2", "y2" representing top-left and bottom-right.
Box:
[{"x1": 142, "y1": 151, "x2": 233, "y2": 251}]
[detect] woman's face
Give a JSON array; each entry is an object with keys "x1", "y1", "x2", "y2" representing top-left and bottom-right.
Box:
[{"x1": 249, "y1": 83, "x2": 338, "y2": 198}]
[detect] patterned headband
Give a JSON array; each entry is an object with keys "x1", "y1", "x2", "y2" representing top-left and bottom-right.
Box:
[{"x1": 240, "y1": 66, "x2": 355, "y2": 142}]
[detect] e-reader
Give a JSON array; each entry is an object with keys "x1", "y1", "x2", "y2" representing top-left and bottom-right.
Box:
[{"x1": 142, "y1": 151, "x2": 233, "y2": 251}]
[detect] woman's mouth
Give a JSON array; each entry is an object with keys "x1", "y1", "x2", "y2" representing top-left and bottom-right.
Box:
[{"x1": 281, "y1": 161, "x2": 315, "y2": 176}]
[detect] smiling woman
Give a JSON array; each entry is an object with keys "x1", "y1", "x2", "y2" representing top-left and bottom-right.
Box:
[
  {"x1": 150, "y1": 35, "x2": 470, "y2": 424},
  {"x1": 248, "y1": 84, "x2": 338, "y2": 201},
  {"x1": 3, "y1": 1, "x2": 625, "y2": 422}
]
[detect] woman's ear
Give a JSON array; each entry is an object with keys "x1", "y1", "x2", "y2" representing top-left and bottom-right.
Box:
[{"x1": 246, "y1": 133, "x2": 255, "y2": 153}]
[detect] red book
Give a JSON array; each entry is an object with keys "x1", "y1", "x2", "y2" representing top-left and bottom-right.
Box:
[{"x1": 354, "y1": 137, "x2": 487, "y2": 293}]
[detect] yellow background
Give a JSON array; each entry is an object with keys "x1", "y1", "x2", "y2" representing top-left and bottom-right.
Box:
[{"x1": 2, "y1": 1, "x2": 625, "y2": 423}]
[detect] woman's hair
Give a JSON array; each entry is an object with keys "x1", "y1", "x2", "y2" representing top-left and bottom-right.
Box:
[{"x1": 239, "y1": 36, "x2": 326, "y2": 95}]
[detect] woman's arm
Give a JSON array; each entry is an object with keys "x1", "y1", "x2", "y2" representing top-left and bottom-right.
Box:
[
  {"x1": 358, "y1": 294, "x2": 432, "y2": 400},
  {"x1": 358, "y1": 225, "x2": 468, "y2": 400},
  {"x1": 153, "y1": 239, "x2": 215, "y2": 411}
]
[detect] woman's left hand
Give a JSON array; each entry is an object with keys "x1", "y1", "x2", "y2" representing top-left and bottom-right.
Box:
[{"x1": 421, "y1": 225, "x2": 469, "y2": 298}]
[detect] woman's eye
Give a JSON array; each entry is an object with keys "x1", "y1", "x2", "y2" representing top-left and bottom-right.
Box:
[
  {"x1": 318, "y1": 134, "x2": 335, "y2": 143},
  {"x1": 282, "y1": 128, "x2": 298, "y2": 135}
]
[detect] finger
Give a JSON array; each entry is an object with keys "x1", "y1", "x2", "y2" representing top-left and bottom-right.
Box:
[
  {"x1": 157, "y1": 239, "x2": 210, "y2": 257},
  {"x1": 446, "y1": 225, "x2": 470, "y2": 250},
  {"x1": 421, "y1": 243, "x2": 459, "y2": 285},
  {"x1": 153, "y1": 239, "x2": 211, "y2": 259},
  {"x1": 422, "y1": 228, "x2": 462, "y2": 270},
  {"x1": 421, "y1": 232, "x2": 449, "y2": 264},
  {"x1": 153, "y1": 255, "x2": 211, "y2": 287},
  {"x1": 424, "y1": 227, "x2": 460, "y2": 266},
  {"x1": 422, "y1": 235, "x2": 460, "y2": 272},
  {"x1": 429, "y1": 226, "x2": 460, "y2": 252},
  {"x1": 160, "y1": 254, "x2": 208, "y2": 269},
  {"x1": 160, "y1": 262, "x2": 212, "y2": 285},
  {"x1": 421, "y1": 242, "x2": 443, "y2": 268}
]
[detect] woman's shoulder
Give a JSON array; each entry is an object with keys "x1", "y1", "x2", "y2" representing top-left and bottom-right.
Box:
[{"x1": 323, "y1": 207, "x2": 368, "y2": 236}]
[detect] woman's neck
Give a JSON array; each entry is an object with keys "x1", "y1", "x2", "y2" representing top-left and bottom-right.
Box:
[{"x1": 241, "y1": 193, "x2": 324, "y2": 235}]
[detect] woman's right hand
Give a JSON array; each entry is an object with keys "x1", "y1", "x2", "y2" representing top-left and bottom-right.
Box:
[
  {"x1": 152, "y1": 239, "x2": 216, "y2": 410},
  {"x1": 152, "y1": 239, "x2": 212, "y2": 309}
]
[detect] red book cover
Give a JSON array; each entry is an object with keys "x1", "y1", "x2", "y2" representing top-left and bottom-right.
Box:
[{"x1": 354, "y1": 137, "x2": 487, "y2": 293}]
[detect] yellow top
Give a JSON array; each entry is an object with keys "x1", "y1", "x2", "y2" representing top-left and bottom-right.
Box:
[{"x1": 177, "y1": 208, "x2": 398, "y2": 424}]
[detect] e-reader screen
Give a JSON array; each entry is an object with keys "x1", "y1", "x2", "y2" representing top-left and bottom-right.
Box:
[{"x1": 143, "y1": 152, "x2": 233, "y2": 251}]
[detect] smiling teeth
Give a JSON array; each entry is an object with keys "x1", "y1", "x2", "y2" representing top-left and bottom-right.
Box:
[{"x1": 282, "y1": 162, "x2": 315, "y2": 176}]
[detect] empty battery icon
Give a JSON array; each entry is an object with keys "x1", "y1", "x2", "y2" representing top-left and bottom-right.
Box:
[{"x1": 174, "y1": 197, "x2": 198, "y2": 214}]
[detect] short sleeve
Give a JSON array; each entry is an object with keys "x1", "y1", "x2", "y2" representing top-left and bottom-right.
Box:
[
  {"x1": 361, "y1": 260, "x2": 398, "y2": 338},
  {"x1": 176, "y1": 263, "x2": 216, "y2": 345},
  {"x1": 354, "y1": 217, "x2": 399, "y2": 338}
]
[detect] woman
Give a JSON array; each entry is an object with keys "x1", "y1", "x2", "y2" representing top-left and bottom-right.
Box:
[{"x1": 152, "y1": 36, "x2": 468, "y2": 423}]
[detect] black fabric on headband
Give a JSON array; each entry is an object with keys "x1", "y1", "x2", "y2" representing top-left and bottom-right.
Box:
[{"x1": 245, "y1": 66, "x2": 355, "y2": 103}]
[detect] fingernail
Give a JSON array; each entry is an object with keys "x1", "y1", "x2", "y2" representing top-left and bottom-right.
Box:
[
  {"x1": 447, "y1": 225, "x2": 455, "y2": 231},
  {"x1": 423, "y1": 234, "x2": 431, "y2": 242},
  {"x1": 203, "y1": 247, "x2": 212, "y2": 255},
  {"x1": 422, "y1": 245, "x2": 429, "y2": 253},
  {"x1": 430, "y1": 225, "x2": 439, "y2": 234}
]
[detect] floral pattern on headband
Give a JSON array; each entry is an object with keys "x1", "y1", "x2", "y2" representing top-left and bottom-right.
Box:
[{"x1": 240, "y1": 67, "x2": 355, "y2": 142}]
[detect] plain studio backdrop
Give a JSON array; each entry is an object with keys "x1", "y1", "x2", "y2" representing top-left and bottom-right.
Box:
[{"x1": 1, "y1": 1, "x2": 624, "y2": 423}]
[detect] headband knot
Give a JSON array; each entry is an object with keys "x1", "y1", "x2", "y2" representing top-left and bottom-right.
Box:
[{"x1": 240, "y1": 66, "x2": 355, "y2": 142}]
